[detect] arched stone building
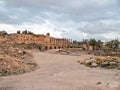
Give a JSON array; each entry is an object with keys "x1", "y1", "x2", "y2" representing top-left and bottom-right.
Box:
[{"x1": 0, "y1": 32, "x2": 72, "y2": 50}]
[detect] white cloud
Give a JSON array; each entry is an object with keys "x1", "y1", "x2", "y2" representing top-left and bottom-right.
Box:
[
  {"x1": 102, "y1": 33, "x2": 120, "y2": 40},
  {"x1": 0, "y1": 0, "x2": 120, "y2": 41}
]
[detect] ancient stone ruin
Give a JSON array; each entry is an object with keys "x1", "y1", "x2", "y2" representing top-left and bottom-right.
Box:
[{"x1": 0, "y1": 31, "x2": 73, "y2": 50}]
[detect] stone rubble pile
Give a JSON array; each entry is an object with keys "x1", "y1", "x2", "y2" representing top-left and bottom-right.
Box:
[
  {"x1": 94, "y1": 50, "x2": 120, "y2": 57},
  {"x1": 0, "y1": 44, "x2": 37, "y2": 76},
  {"x1": 79, "y1": 56, "x2": 120, "y2": 69}
]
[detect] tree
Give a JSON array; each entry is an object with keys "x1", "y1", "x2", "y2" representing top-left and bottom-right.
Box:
[
  {"x1": 22, "y1": 30, "x2": 28, "y2": 34},
  {"x1": 89, "y1": 39, "x2": 97, "y2": 50},
  {"x1": 27, "y1": 31, "x2": 34, "y2": 35},
  {"x1": 106, "y1": 41, "x2": 112, "y2": 50},
  {"x1": 17, "y1": 30, "x2": 21, "y2": 34},
  {"x1": 82, "y1": 39, "x2": 89, "y2": 50},
  {"x1": 0, "y1": 30, "x2": 8, "y2": 36},
  {"x1": 113, "y1": 39, "x2": 120, "y2": 50},
  {"x1": 106, "y1": 39, "x2": 120, "y2": 50},
  {"x1": 46, "y1": 33, "x2": 50, "y2": 36},
  {"x1": 89, "y1": 39, "x2": 96, "y2": 46},
  {"x1": 96, "y1": 40, "x2": 103, "y2": 49}
]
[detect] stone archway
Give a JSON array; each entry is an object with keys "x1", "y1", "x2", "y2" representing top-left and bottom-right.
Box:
[
  {"x1": 54, "y1": 46, "x2": 56, "y2": 49},
  {"x1": 50, "y1": 46, "x2": 52, "y2": 49},
  {"x1": 45, "y1": 46, "x2": 48, "y2": 50},
  {"x1": 67, "y1": 46, "x2": 69, "y2": 48},
  {"x1": 39, "y1": 46, "x2": 42, "y2": 50}
]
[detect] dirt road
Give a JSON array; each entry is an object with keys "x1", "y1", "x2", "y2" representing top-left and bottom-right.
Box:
[{"x1": 0, "y1": 50, "x2": 120, "y2": 90}]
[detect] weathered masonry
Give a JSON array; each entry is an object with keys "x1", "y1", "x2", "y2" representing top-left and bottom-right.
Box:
[{"x1": 0, "y1": 32, "x2": 73, "y2": 50}]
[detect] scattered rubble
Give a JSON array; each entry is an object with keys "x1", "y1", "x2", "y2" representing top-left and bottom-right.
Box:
[
  {"x1": 78, "y1": 56, "x2": 120, "y2": 69},
  {"x1": 93, "y1": 50, "x2": 120, "y2": 57},
  {"x1": 0, "y1": 43, "x2": 38, "y2": 76}
]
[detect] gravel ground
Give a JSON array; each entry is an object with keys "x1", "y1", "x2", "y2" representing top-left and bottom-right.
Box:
[{"x1": 0, "y1": 50, "x2": 120, "y2": 90}]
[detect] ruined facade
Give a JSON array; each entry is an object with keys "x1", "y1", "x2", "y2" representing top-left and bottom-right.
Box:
[{"x1": 0, "y1": 32, "x2": 72, "y2": 49}]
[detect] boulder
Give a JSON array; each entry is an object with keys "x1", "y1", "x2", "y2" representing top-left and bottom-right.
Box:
[
  {"x1": 85, "y1": 60, "x2": 92, "y2": 66},
  {"x1": 117, "y1": 63, "x2": 120, "y2": 70},
  {"x1": 91, "y1": 62, "x2": 98, "y2": 67},
  {"x1": 18, "y1": 50, "x2": 23, "y2": 54},
  {"x1": 109, "y1": 62, "x2": 117, "y2": 66},
  {"x1": 100, "y1": 62, "x2": 109, "y2": 67}
]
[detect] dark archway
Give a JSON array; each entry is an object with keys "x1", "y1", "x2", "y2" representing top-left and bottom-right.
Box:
[
  {"x1": 45, "y1": 46, "x2": 48, "y2": 50},
  {"x1": 39, "y1": 46, "x2": 42, "y2": 50},
  {"x1": 50, "y1": 46, "x2": 52, "y2": 49},
  {"x1": 54, "y1": 46, "x2": 56, "y2": 49}
]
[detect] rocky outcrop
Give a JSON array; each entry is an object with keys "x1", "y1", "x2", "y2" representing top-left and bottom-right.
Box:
[{"x1": 79, "y1": 56, "x2": 120, "y2": 69}]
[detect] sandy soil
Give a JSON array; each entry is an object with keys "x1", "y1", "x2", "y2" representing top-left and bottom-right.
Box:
[{"x1": 0, "y1": 49, "x2": 120, "y2": 90}]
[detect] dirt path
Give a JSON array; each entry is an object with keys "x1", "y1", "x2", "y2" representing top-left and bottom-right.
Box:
[{"x1": 0, "y1": 50, "x2": 120, "y2": 90}]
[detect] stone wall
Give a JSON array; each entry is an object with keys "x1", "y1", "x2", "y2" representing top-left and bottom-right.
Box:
[{"x1": 0, "y1": 33, "x2": 71, "y2": 49}]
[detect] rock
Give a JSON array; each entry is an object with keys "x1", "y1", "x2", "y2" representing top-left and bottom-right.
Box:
[
  {"x1": 109, "y1": 62, "x2": 117, "y2": 66},
  {"x1": 80, "y1": 61, "x2": 85, "y2": 64},
  {"x1": 78, "y1": 59, "x2": 85, "y2": 64},
  {"x1": 77, "y1": 60, "x2": 80, "y2": 63},
  {"x1": 0, "y1": 44, "x2": 37, "y2": 76},
  {"x1": 90, "y1": 57, "x2": 93, "y2": 59},
  {"x1": 82, "y1": 56, "x2": 120, "y2": 69},
  {"x1": 107, "y1": 56, "x2": 111, "y2": 58},
  {"x1": 97, "y1": 82, "x2": 102, "y2": 85},
  {"x1": 85, "y1": 60, "x2": 92, "y2": 66},
  {"x1": 91, "y1": 62, "x2": 98, "y2": 67},
  {"x1": 90, "y1": 59, "x2": 95, "y2": 61},
  {"x1": 100, "y1": 62, "x2": 109, "y2": 67},
  {"x1": 117, "y1": 63, "x2": 120, "y2": 68},
  {"x1": 117, "y1": 65, "x2": 120, "y2": 70},
  {"x1": 107, "y1": 62, "x2": 119, "y2": 69},
  {"x1": 18, "y1": 50, "x2": 23, "y2": 54},
  {"x1": 8, "y1": 47, "x2": 15, "y2": 52}
]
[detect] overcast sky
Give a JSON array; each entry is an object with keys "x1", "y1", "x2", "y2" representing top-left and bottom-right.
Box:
[{"x1": 0, "y1": 0, "x2": 120, "y2": 41}]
